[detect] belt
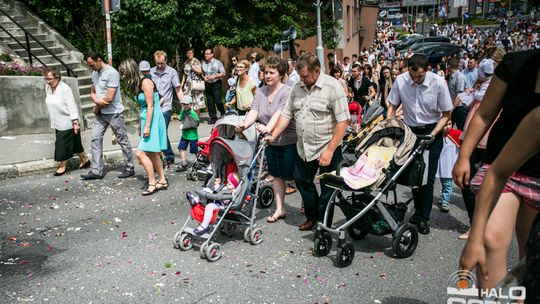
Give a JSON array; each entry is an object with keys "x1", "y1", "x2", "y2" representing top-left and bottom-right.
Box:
[{"x1": 409, "y1": 123, "x2": 437, "y2": 132}]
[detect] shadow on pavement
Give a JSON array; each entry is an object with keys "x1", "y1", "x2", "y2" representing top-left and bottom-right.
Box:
[{"x1": 382, "y1": 297, "x2": 430, "y2": 304}]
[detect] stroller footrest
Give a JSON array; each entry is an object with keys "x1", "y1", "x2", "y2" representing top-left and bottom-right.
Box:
[
  {"x1": 321, "y1": 175, "x2": 358, "y2": 192},
  {"x1": 183, "y1": 227, "x2": 211, "y2": 239}
]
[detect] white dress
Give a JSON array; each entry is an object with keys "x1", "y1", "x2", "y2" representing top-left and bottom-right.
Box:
[{"x1": 436, "y1": 136, "x2": 459, "y2": 179}]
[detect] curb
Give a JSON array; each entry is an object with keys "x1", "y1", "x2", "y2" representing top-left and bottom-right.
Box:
[
  {"x1": 0, "y1": 150, "x2": 129, "y2": 181},
  {"x1": 0, "y1": 138, "x2": 210, "y2": 181}
]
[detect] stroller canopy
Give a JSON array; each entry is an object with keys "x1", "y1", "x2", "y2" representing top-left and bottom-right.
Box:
[
  {"x1": 209, "y1": 137, "x2": 255, "y2": 178},
  {"x1": 214, "y1": 113, "x2": 257, "y2": 142},
  {"x1": 355, "y1": 118, "x2": 416, "y2": 166}
]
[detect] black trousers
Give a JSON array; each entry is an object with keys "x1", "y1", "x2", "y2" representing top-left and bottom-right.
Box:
[
  {"x1": 409, "y1": 123, "x2": 444, "y2": 222},
  {"x1": 451, "y1": 105, "x2": 469, "y2": 131},
  {"x1": 205, "y1": 80, "x2": 225, "y2": 120},
  {"x1": 293, "y1": 148, "x2": 342, "y2": 223},
  {"x1": 461, "y1": 148, "x2": 485, "y2": 223}
]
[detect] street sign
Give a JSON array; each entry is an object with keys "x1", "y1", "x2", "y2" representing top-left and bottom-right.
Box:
[
  {"x1": 379, "y1": 10, "x2": 387, "y2": 17},
  {"x1": 463, "y1": 12, "x2": 470, "y2": 19},
  {"x1": 102, "y1": 0, "x2": 121, "y2": 16}
]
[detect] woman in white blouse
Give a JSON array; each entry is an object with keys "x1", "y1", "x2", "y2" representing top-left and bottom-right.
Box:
[{"x1": 43, "y1": 67, "x2": 90, "y2": 176}]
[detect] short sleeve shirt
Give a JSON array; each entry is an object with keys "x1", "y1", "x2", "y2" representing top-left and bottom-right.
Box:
[
  {"x1": 252, "y1": 85, "x2": 296, "y2": 146},
  {"x1": 150, "y1": 65, "x2": 181, "y2": 112},
  {"x1": 387, "y1": 71, "x2": 453, "y2": 127},
  {"x1": 483, "y1": 49, "x2": 540, "y2": 177},
  {"x1": 92, "y1": 65, "x2": 123, "y2": 114},
  {"x1": 282, "y1": 73, "x2": 350, "y2": 161},
  {"x1": 202, "y1": 59, "x2": 225, "y2": 84},
  {"x1": 448, "y1": 70, "x2": 466, "y2": 102}
]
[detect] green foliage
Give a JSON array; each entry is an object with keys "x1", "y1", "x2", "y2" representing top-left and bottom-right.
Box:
[
  {"x1": 21, "y1": 0, "x2": 340, "y2": 64},
  {"x1": 0, "y1": 53, "x2": 12, "y2": 62}
]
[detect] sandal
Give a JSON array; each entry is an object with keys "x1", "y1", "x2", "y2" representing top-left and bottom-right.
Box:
[
  {"x1": 267, "y1": 212, "x2": 286, "y2": 223},
  {"x1": 285, "y1": 186, "x2": 297, "y2": 195},
  {"x1": 142, "y1": 184, "x2": 157, "y2": 196},
  {"x1": 458, "y1": 229, "x2": 470, "y2": 240},
  {"x1": 78, "y1": 160, "x2": 91, "y2": 170},
  {"x1": 156, "y1": 180, "x2": 169, "y2": 190}
]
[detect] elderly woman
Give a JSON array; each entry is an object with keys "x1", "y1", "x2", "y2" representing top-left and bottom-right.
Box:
[
  {"x1": 119, "y1": 59, "x2": 168, "y2": 196},
  {"x1": 182, "y1": 47, "x2": 206, "y2": 116},
  {"x1": 237, "y1": 55, "x2": 296, "y2": 223},
  {"x1": 43, "y1": 67, "x2": 90, "y2": 176}
]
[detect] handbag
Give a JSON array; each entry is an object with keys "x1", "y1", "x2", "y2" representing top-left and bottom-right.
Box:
[
  {"x1": 182, "y1": 112, "x2": 199, "y2": 130},
  {"x1": 190, "y1": 79, "x2": 205, "y2": 92}
]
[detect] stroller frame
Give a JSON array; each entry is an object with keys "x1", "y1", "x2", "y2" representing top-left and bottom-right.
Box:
[
  {"x1": 174, "y1": 139, "x2": 269, "y2": 262},
  {"x1": 314, "y1": 128, "x2": 432, "y2": 267}
]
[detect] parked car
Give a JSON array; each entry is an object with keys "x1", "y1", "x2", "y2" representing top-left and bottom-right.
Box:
[
  {"x1": 416, "y1": 44, "x2": 464, "y2": 64},
  {"x1": 395, "y1": 36, "x2": 450, "y2": 50},
  {"x1": 399, "y1": 42, "x2": 453, "y2": 55}
]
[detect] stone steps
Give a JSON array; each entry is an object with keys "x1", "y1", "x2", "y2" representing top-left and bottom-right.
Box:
[{"x1": 0, "y1": 0, "x2": 118, "y2": 129}]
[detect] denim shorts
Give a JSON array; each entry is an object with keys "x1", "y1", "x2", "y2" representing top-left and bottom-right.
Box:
[
  {"x1": 178, "y1": 139, "x2": 198, "y2": 154},
  {"x1": 265, "y1": 144, "x2": 296, "y2": 180}
]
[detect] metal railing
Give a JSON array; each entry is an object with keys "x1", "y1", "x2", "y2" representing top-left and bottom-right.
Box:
[{"x1": 0, "y1": 8, "x2": 77, "y2": 77}]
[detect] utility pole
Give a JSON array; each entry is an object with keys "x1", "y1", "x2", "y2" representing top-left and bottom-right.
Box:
[
  {"x1": 315, "y1": 0, "x2": 325, "y2": 74},
  {"x1": 104, "y1": 0, "x2": 112, "y2": 65}
]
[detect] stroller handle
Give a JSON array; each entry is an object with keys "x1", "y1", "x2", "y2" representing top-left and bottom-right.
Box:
[{"x1": 417, "y1": 134, "x2": 436, "y2": 147}]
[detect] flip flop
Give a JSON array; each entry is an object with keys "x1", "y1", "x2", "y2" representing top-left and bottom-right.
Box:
[{"x1": 267, "y1": 213, "x2": 286, "y2": 223}]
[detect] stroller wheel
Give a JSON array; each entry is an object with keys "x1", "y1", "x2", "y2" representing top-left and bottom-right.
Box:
[
  {"x1": 313, "y1": 233, "x2": 332, "y2": 257},
  {"x1": 392, "y1": 223, "x2": 419, "y2": 258},
  {"x1": 347, "y1": 226, "x2": 368, "y2": 240},
  {"x1": 173, "y1": 231, "x2": 182, "y2": 249},
  {"x1": 178, "y1": 233, "x2": 193, "y2": 251},
  {"x1": 200, "y1": 241, "x2": 209, "y2": 259},
  {"x1": 256, "y1": 184, "x2": 274, "y2": 209},
  {"x1": 249, "y1": 228, "x2": 263, "y2": 245},
  {"x1": 205, "y1": 243, "x2": 222, "y2": 262},
  {"x1": 243, "y1": 227, "x2": 252, "y2": 242},
  {"x1": 188, "y1": 170, "x2": 199, "y2": 181},
  {"x1": 335, "y1": 242, "x2": 355, "y2": 268},
  {"x1": 222, "y1": 222, "x2": 237, "y2": 237}
]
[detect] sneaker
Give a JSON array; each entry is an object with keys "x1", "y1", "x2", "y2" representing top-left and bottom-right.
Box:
[
  {"x1": 193, "y1": 226, "x2": 209, "y2": 235},
  {"x1": 440, "y1": 204, "x2": 450, "y2": 213},
  {"x1": 118, "y1": 170, "x2": 135, "y2": 178},
  {"x1": 186, "y1": 192, "x2": 198, "y2": 206},
  {"x1": 175, "y1": 162, "x2": 188, "y2": 172}
]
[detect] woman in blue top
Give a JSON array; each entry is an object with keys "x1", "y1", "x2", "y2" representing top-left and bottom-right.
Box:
[{"x1": 119, "y1": 59, "x2": 168, "y2": 195}]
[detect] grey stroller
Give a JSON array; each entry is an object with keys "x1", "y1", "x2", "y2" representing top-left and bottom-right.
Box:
[
  {"x1": 173, "y1": 136, "x2": 269, "y2": 262},
  {"x1": 315, "y1": 118, "x2": 433, "y2": 267}
]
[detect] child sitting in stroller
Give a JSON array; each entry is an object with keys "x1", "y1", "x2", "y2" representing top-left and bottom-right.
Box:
[{"x1": 186, "y1": 171, "x2": 240, "y2": 235}]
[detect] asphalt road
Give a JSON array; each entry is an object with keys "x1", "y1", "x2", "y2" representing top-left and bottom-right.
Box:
[{"x1": 0, "y1": 162, "x2": 519, "y2": 304}]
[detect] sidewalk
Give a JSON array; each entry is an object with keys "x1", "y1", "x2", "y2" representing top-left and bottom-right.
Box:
[{"x1": 0, "y1": 117, "x2": 214, "y2": 180}]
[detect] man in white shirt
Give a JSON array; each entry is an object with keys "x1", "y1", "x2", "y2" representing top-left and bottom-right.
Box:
[
  {"x1": 248, "y1": 52, "x2": 262, "y2": 87},
  {"x1": 387, "y1": 54, "x2": 453, "y2": 234}
]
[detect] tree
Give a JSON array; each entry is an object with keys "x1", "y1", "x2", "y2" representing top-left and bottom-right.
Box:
[{"x1": 22, "y1": 0, "x2": 339, "y2": 64}]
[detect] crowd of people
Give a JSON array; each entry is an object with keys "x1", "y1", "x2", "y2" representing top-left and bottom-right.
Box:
[{"x1": 41, "y1": 15, "x2": 540, "y2": 301}]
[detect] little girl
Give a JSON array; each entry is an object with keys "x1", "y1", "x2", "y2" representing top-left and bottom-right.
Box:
[
  {"x1": 436, "y1": 121, "x2": 462, "y2": 213},
  {"x1": 186, "y1": 171, "x2": 240, "y2": 235}
]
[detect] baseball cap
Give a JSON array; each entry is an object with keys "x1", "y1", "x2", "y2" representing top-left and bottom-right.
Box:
[
  {"x1": 138, "y1": 60, "x2": 151, "y2": 72},
  {"x1": 180, "y1": 95, "x2": 193, "y2": 105},
  {"x1": 478, "y1": 58, "x2": 494, "y2": 78}
]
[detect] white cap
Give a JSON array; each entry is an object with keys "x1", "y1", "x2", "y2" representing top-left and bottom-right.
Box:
[
  {"x1": 138, "y1": 60, "x2": 151, "y2": 72},
  {"x1": 180, "y1": 95, "x2": 193, "y2": 105},
  {"x1": 478, "y1": 58, "x2": 494, "y2": 78}
]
